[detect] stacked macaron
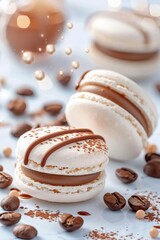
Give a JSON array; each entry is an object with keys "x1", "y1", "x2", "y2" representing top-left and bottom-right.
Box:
[
  {"x1": 87, "y1": 10, "x2": 160, "y2": 79},
  {"x1": 66, "y1": 70, "x2": 158, "y2": 161},
  {"x1": 15, "y1": 126, "x2": 108, "y2": 202}
]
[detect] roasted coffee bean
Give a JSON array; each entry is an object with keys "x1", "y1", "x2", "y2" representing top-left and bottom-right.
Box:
[
  {"x1": 43, "y1": 103, "x2": 63, "y2": 115},
  {"x1": 58, "y1": 213, "x2": 84, "y2": 232},
  {"x1": 1, "y1": 195, "x2": 20, "y2": 211},
  {"x1": 115, "y1": 168, "x2": 138, "y2": 184},
  {"x1": 145, "y1": 153, "x2": 160, "y2": 162},
  {"x1": 54, "y1": 113, "x2": 68, "y2": 126},
  {"x1": 155, "y1": 83, "x2": 160, "y2": 93},
  {"x1": 0, "y1": 212, "x2": 21, "y2": 226},
  {"x1": 13, "y1": 224, "x2": 38, "y2": 239},
  {"x1": 128, "y1": 195, "x2": 150, "y2": 212},
  {"x1": 7, "y1": 98, "x2": 26, "y2": 115},
  {"x1": 0, "y1": 164, "x2": 3, "y2": 171},
  {"x1": 57, "y1": 73, "x2": 71, "y2": 86},
  {"x1": 16, "y1": 87, "x2": 34, "y2": 96},
  {"x1": 144, "y1": 159, "x2": 160, "y2": 178},
  {"x1": 103, "y1": 192, "x2": 126, "y2": 211},
  {"x1": 0, "y1": 172, "x2": 13, "y2": 188},
  {"x1": 11, "y1": 123, "x2": 32, "y2": 138}
]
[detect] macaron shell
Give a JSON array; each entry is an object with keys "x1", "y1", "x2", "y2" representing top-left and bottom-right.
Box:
[
  {"x1": 79, "y1": 69, "x2": 158, "y2": 135},
  {"x1": 66, "y1": 92, "x2": 148, "y2": 161},
  {"x1": 16, "y1": 126, "x2": 108, "y2": 175},
  {"x1": 15, "y1": 164, "x2": 105, "y2": 203},
  {"x1": 88, "y1": 11, "x2": 160, "y2": 52},
  {"x1": 89, "y1": 44, "x2": 160, "y2": 80}
]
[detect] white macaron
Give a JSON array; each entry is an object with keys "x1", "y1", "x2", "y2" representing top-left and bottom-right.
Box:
[
  {"x1": 87, "y1": 10, "x2": 160, "y2": 79},
  {"x1": 66, "y1": 70, "x2": 158, "y2": 161},
  {"x1": 15, "y1": 126, "x2": 108, "y2": 202}
]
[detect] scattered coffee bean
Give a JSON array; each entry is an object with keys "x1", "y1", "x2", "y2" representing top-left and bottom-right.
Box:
[
  {"x1": 103, "y1": 192, "x2": 126, "y2": 211},
  {"x1": 54, "y1": 113, "x2": 68, "y2": 126},
  {"x1": 145, "y1": 152, "x2": 160, "y2": 162},
  {"x1": 43, "y1": 103, "x2": 63, "y2": 115},
  {"x1": 16, "y1": 87, "x2": 34, "y2": 96},
  {"x1": 0, "y1": 164, "x2": 3, "y2": 171},
  {"x1": 58, "y1": 213, "x2": 84, "y2": 232},
  {"x1": 135, "y1": 210, "x2": 146, "y2": 219},
  {"x1": 1, "y1": 195, "x2": 20, "y2": 211},
  {"x1": 0, "y1": 77, "x2": 6, "y2": 86},
  {"x1": 57, "y1": 73, "x2": 71, "y2": 86},
  {"x1": 2, "y1": 147, "x2": 12, "y2": 157},
  {"x1": 0, "y1": 172, "x2": 13, "y2": 188},
  {"x1": 11, "y1": 123, "x2": 32, "y2": 138},
  {"x1": 115, "y1": 168, "x2": 138, "y2": 184},
  {"x1": 149, "y1": 227, "x2": 159, "y2": 239},
  {"x1": 155, "y1": 83, "x2": 160, "y2": 93},
  {"x1": 7, "y1": 98, "x2": 26, "y2": 115},
  {"x1": 144, "y1": 159, "x2": 160, "y2": 178},
  {"x1": 0, "y1": 212, "x2": 21, "y2": 226},
  {"x1": 128, "y1": 195, "x2": 150, "y2": 212},
  {"x1": 13, "y1": 224, "x2": 38, "y2": 239}
]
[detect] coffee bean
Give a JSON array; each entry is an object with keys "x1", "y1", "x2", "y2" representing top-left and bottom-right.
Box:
[
  {"x1": 0, "y1": 172, "x2": 13, "y2": 188},
  {"x1": 43, "y1": 103, "x2": 63, "y2": 115},
  {"x1": 0, "y1": 212, "x2": 21, "y2": 226},
  {"x1": 103, "y1": 192, "x2": 126, "y2": 211},
  {"x1": 128, "y1": 195, "x2": 150, "y2": 212},
  {"x1": 54, "y1": 113, "x2": 68, "y2": 126},
  {"x1": 144, "y1": 159, "x2": 160, "y2": 178},
  {"x1": 58, "y1": 213, "x2": 84, "y2": 232},
  {"x1": 115, "y1": 168, "x2": 138, "y2": 184},
  {"x1": 1, "y1": 195, "x2": 20, "y2": 211},
  {"x1": 11, "y1": 123, "x2": 32, "y2": 138},
  {"x1": 155, "y1": 83, "x2": 160, "y2": 93},
  {"x1": 0, "y1": 164, "x2": 3, "y2": 171},
  {"x1": 57, "y1": 73, "x2": 71, "y2": 86},
  {"x1": 145, "y1": 153, "x2": 160, "y2": 162},
  {"x1": 13, "y1": 224, "x2": 37, "y2": 239},
  {"x1": 7, "y1": 98, "x2": 26, "y2": 115},
  {"x1": 16, "y1": 87, "x2": 34, "y2": 96}
]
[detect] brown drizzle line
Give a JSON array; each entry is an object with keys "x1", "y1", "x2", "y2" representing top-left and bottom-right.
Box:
[
  {"x1": 24, "y1": 128, "x2": 104, "y2": 167},
  {"x1": 75, "y1": 70, "x2": 91, "y2": 90},
  {"x1": 41, "y1": 134, "x2": 105, "y2": 167}
]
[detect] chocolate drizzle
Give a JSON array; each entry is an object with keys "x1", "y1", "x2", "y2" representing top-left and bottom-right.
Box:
[
  {"x1": 75, "y1": 70, "x2": 91, "y2": 90},
  {"x1": 41, "y1": 134, "x2": 105, "y2": 167},
  {"x1": 24, "y1": 128, "x2": 105, "y2": 167}
]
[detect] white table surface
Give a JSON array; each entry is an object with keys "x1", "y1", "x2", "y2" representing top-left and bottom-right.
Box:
[{"x1": 0, "y1": 1, "x2": 160, "y2": 239}]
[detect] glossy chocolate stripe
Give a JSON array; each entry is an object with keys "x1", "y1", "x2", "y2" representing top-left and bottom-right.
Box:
[
  {"x1": 21, "y1": 166, "x2": 101, "y2": 186},
  {"x1": 94, "y1": 42, "x2": 158, "y2": 61},
  {"x1": 24, "y1": 128, "x2": 93, "y2": 165},
  {"x1": 77, "y1": 82, "x2": 150, "y2": 136},
  {"x1": 41, "y1": 135, "x2": 105, "y2": 167}
]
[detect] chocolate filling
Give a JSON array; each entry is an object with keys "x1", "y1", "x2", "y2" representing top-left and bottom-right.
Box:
[
  {"x1": 94, "y1": 42, "x2": 158, "y2": 61},
  {"x1": 77, "y1": 82, "x2": 150, "y2": 136},
  {"x1": 21, "y1": 166, "x2": 101, "y2": 186}
]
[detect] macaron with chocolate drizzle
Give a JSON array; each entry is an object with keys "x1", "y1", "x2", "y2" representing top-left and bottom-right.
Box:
[
  {"x1": 87, "y1": 10, "x2": 160, "y2": 79},
  {"x1": 66, "y1": 69, "x2": 157, "y2": 161},
  {"x1": 15, "y1": 126, "x2": 108, "y2": 202}
]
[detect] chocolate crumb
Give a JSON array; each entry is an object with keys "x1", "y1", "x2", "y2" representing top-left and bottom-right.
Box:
[{"x1": 77, "y1": 211, "x2": 91, "y2": 216}]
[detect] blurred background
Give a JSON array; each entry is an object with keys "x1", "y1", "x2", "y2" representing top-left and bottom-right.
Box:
[{"x1": 0, "y1": 0, "x2": 160, "y2": 127}]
